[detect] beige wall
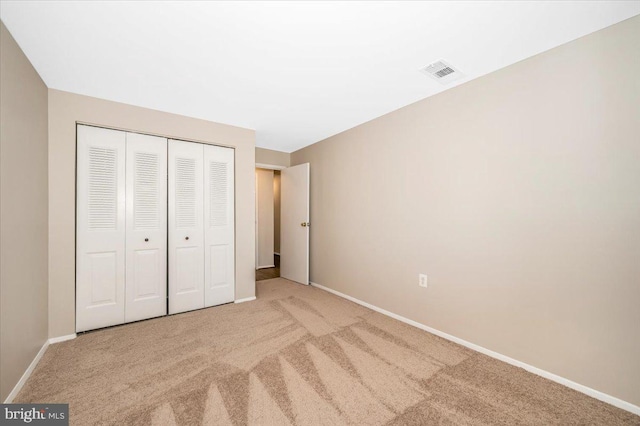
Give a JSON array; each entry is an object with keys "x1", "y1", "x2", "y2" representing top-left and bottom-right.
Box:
[
  {"x1": 274, "y1": 171, "x2": 281, "y2": 254},
  {"x1": 0, "y1": 22, "x2": 49, "y2": 401},
  {"x1": 256, "y1": 168, "x2": 275, "y2": 268},
  {"x1": 256, "y1": 147, "x2": 290, "y2": 167},
  {"x1": 292, "y1": 16, "x2": 640, "y2": 406},
  {"x1": 48, "y1": 89, "x2": 256, "y2": 338}
]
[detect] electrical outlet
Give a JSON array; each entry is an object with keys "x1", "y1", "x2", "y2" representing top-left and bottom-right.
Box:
[{"x1": 419, "y1": 274, "x2": 428, "y2": 288}]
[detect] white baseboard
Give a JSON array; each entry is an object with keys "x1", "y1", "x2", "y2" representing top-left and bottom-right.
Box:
[
  {"x1": 310, "y1": 281, "x2": 640, "y2": 416},
  {"x1": 3, "y1": 340, "x2": 49, "y2": 403},
  {"x1": 49, "y1": 334, "x2": 76, "y2": 344},
  {"x1": 256, "y1": 265, "x2": 276, "y2": 270},
  {"x1": 3, "y1": 333, "x2": 78, "y2": 403},
  {"x1": 234, "y1": 296, "x2": 257, "y2": 304}
]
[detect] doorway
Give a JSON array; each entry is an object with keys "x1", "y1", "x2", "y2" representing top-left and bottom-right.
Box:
[
  {"x1": 256, "y1": 168, "x2": 280, "y2": 281},
  {"x1": 255, "y1": 163, "x2": 310, "y2": 284}
]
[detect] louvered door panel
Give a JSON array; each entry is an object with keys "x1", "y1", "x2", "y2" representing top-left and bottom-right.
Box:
[
  {"x1": 204, "y1": 145, "x2": 235, "y2": 307},
  {"x1": 168, "y1": 140, "x2": 205, "y2": 314},
  {"x1": 76, "y1": 125, "x2": 126, "y2": 332},
  {"x1": 87, "y1": 146, "x2": 118, "y2": 230},
  {"x1": 125, "y1": 133, "x2": 167, "y2": 323}
]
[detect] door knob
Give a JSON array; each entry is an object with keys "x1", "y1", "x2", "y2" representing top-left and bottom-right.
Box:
[
  {"x1": 185, "y1": 236, "x2": 189, "y2": 240},
  {"x1": 144, "y1": 238, "x2": 149, "y2": 242},
  {"x1": 301, "y1": 222, "x2": 306, "y2": 227}
]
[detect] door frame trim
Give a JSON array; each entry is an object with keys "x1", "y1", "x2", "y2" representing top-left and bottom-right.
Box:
[{"x1": 256, "y1": 162, "x2": 286, "y2": 170}]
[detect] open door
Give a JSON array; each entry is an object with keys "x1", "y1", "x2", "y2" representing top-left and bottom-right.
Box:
[{"x1": 280, "y1": 163, "x2": 310, "y2": 284}]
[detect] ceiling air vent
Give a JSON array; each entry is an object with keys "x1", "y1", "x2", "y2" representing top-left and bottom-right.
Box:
[{"x1": 420, "y1": 60, "x2": 464, "y2": 85}]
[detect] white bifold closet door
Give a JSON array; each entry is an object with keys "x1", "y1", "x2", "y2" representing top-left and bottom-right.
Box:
[
  {"x1": 76, "y1": 126, "x2": 127, "y2": 332},
  {"x1": 125, "y1": 133, "x2": 167, "y2": 323},
  {"x1": 204, "y1": 144, "x2": 235, "y2": 307},
  {"x1": 168, "y1": 140, "x2": 205, "y2": 314},
  {"x1": 77, "y1": 125, "x2": 168, "y2": 332},
  {"x1": 168, "y1": 140, "x2": 235, "y2": 314}
]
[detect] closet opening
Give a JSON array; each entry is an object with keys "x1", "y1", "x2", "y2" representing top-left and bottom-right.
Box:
[{"x1": 75, "y1": 124, "x2": 236, "y2": 333}]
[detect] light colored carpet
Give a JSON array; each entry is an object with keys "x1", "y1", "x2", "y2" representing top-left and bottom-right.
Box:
[{"x1": 16, "y1": 278, "x2": 639, "y2": 425}]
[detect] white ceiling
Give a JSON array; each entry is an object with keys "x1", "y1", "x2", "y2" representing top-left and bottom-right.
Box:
[{"x1": 2, "y1": 2, "x2": 639, "y2": 153}]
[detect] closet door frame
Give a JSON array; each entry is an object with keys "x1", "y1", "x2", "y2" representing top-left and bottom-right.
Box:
[{"x1": 76, "y1": 125, "x2": 237, "y2": 330}]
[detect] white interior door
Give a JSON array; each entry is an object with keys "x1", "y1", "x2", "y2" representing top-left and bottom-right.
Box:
[
  {"x1": 204, "y1": 145, "x2": 235, "y2": 306},
  {"x1": 168, "y1": 140, "x2": 205, "y2": 314},
  {"x1": 125, "y1": 133, "x2": 167, "y2": 322},
  {"x1": 76, "y1": 125, "x2": 126, "y2": 332},
  {"x1": 280, "y1": 163, "x2": 310, "y2": 285}
]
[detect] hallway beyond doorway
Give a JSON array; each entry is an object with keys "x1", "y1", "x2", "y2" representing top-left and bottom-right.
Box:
[{"x1": 256, "y1": 254, "x2": 280, "y2": 281}]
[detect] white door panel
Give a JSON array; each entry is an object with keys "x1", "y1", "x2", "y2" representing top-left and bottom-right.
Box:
[
  {"x1": 168, "y1": 140, "x2": 205, "y2": 314},
  {"x1": 125, "y1": 132, "x2": 167, "y2": 322},
  {"x1": 204, "y1": 145, "x2": 235, "y2": 306},
  {"x1": 281, "y1": 163, "x2": 310, "y2": 285},
  {"x1": 76, "y1": 125, "x2": 126, "y2": 332}
]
